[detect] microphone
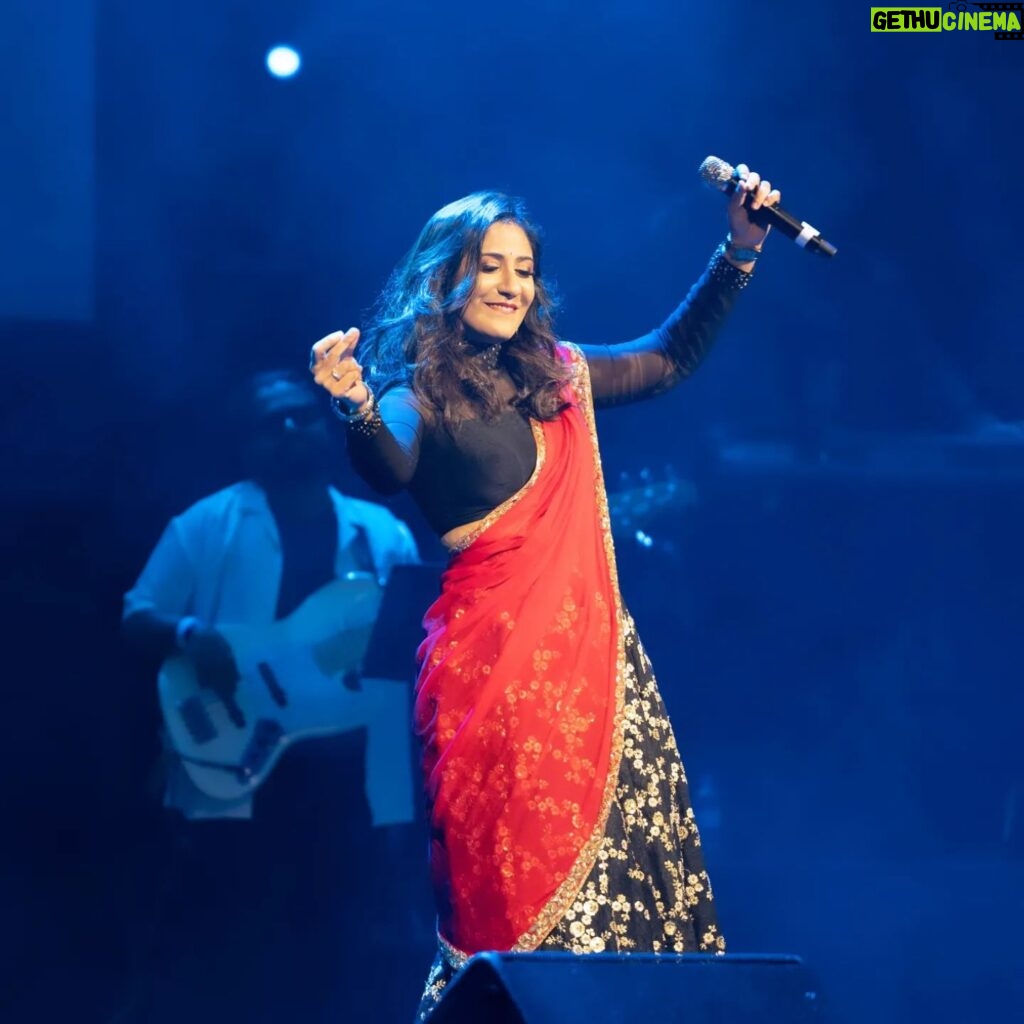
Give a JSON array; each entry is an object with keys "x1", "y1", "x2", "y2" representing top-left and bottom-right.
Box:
[{"x1": 699, "y1": 155, "x2": 838, "y2": 259}]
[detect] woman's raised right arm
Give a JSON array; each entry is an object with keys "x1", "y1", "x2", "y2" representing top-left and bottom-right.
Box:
[
  {"x1": 309, "y1": 327, "x2": 424, "y2": 494},
  {"x1": 344, "y1": 385, "x2": 424, "y2": 494}
]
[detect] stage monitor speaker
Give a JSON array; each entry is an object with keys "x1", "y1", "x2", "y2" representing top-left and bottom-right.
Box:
[{"x1": 431, "y1": 952, "x2": 820, "y2": 1024}]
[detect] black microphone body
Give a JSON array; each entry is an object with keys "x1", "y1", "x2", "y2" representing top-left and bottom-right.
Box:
[{"x1": 699, "y1": 156, "x2": 838, "y2": 259}]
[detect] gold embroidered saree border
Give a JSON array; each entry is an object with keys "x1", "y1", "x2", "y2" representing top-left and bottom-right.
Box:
[
  {"x1": 443, "y1": 418, "x2": 548, "y2": 555},
  {"x1": 436, "y1": 345, "x2": 627, "y2": 962},
  {"x1": 510, "y1": 342, "x2": 628, "y2": 953},
  {"x1": 439, "y1": 932, "x2": 471, "y2": 972}
]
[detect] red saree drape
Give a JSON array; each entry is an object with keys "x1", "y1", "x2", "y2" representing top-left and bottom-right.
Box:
[{"x1": 414, "y1": 350, "x2": 626, "y2": 954}]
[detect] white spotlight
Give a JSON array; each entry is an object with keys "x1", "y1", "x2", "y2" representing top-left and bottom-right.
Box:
[{"x1": 266, "y1": 46, "x2": 301, "y2": 79}]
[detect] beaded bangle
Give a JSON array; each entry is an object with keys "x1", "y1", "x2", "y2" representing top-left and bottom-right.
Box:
[
  {"x1": 348, "y1": 403, "x2": 383, "y2": 438},
  {"x1": 330, "y1": 386, "x2": 383, "y2": 438}
]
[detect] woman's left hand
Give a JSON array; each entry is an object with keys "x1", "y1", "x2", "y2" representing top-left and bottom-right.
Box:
[{"x1": 726, "y1": 163, "x2": 782, "y2": 250}]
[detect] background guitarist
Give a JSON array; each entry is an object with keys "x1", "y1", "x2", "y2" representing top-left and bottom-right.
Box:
[{"x1": 120, "y1": 368, "x2": 422, "y2": 1023}]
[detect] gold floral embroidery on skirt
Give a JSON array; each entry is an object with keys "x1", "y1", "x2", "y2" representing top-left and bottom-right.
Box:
[
  {"x1": 415, "y1": 614, "x2": 723, "y2": 1021},
  {"x1": 540, "y1": 616, "x2": 723, "y2": 957}
]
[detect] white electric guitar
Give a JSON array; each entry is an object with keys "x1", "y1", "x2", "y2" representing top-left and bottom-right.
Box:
[
  {"x1": 158, "y1": 573, "x2": 389, "y2": 803},
  {"x1": 159, "y1": 471, "x2": 696, "y2": 805}
]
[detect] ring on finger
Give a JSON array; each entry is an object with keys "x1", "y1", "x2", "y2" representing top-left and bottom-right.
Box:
[{"x1": 331, "y1": 369, "x2": 342, "y2": 381}]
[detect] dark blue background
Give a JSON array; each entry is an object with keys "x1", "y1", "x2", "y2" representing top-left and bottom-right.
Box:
[{"x1": 2, "y1": 2, "x2": 1021, "y2": 1021}]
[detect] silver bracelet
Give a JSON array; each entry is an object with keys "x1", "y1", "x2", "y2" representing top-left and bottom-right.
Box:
[
  {"x1": 330, "y1": 386, "x2": 376, "y2": 423},
  {"x1": 330, "y1": 386, "x2": 383, "y2": 438},
  {"x1": 725, "y1": 232, "x2": 763, "y2": 263}
]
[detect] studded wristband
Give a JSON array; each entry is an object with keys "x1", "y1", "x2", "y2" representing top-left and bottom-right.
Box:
[
  {"x1": 331, "y1": 387, "x2": 383, "y2": 438},
  {"x1": 710, "y1": 242, "x2": 754, "y2": 289}
]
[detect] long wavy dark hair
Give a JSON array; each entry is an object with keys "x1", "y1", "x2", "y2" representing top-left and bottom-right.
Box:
[{"x1": 360, "y1": 191, "x2": 571, "y2": 424}]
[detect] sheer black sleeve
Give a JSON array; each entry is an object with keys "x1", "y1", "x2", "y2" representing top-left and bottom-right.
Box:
[
  {"x1": 577, "y1": 243, "x2": 754, "y2": 408},
  {"x1": 344, "y1": 385, "x2": 425, "y2": 495}
]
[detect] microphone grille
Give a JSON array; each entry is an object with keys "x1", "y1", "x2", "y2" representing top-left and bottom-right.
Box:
[{"x1": 698, "y1": 155, "x2": 734, "y2": 192}]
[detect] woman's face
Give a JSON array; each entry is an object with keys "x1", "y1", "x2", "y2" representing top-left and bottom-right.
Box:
[{"x1": 461, "y1": 221, "x2": 536, "y2": 343}]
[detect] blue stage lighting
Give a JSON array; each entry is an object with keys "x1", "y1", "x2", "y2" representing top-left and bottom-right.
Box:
[{"x1": 266, "y1": 46, "x2": 301, "y2": 79}]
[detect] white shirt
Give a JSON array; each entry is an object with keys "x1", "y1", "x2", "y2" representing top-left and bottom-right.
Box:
[{"x1": 124, "y1": 481, "x2": 420, "y2": 821}]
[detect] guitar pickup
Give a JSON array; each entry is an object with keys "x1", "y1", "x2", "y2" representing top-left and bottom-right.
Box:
[
  {"x1": 256, "y1": 661, "x2": 288, "y2": 708},
  {"x1": 239, "y1": 719, "x2": 285, "y2": 778},
  {"x1": 177, "y1": 696, "x2": 217, "y2": 745}
]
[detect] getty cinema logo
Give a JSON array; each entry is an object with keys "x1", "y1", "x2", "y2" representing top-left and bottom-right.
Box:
[{"x1": 871, "y1": 2, "x2": 1024, "y2": 37}]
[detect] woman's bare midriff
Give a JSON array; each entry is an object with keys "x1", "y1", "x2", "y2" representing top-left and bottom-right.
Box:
[{"x1": 441, "y1": 516, "x2": 487, "y2": 551}]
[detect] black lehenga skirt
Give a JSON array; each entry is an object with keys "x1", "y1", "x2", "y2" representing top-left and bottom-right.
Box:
[{"x1": 415, "y1": 615, "x2": 724, "y2": 1021}]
